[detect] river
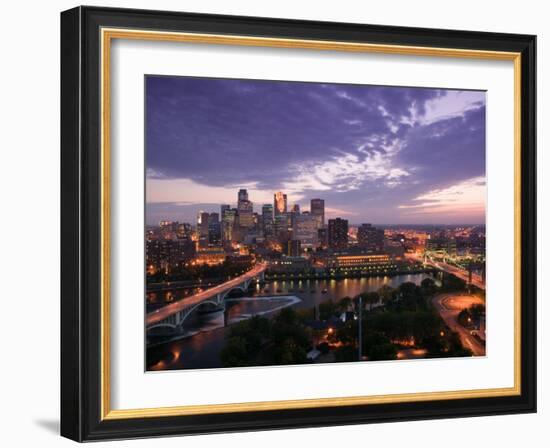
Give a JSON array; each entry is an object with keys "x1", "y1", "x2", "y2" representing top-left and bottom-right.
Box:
[{"x1": 147, "y1": 273, "x2": 435, "y2": 371}]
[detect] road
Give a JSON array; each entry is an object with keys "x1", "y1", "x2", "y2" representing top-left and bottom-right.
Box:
[
  {"x1": 432, "y1": 293, "x2": 486, "y2": 356},
  {"x1": 405, "y1": 253, "x2": 485, "y2": 290},
  {"x1": 146, "y1": 263, "x2": 267, "y2": 326}
]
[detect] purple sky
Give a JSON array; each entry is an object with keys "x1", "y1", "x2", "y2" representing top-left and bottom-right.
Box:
[{"x1": 146, "y1": 76, "x2": 486, "y2": 226}]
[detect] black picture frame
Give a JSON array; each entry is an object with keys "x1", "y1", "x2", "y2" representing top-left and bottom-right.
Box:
[{"x1": 61, "y1": 5, "x2": 536, "y2": 442}]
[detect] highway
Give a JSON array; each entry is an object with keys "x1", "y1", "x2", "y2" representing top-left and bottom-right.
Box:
[
  {"x1": 146, "y1": 263, "x2": 267, "y2": 326},
  {"x1": 405, "y1": 253, "x2": 485, "y2": 290},
  {"x1": 432, "y1": 293, "x2": 486, "y2": 356}
]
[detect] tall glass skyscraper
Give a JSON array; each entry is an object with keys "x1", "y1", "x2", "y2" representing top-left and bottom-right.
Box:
[{"x1": 310, "y1": 198, "x2": 325, "y2": 228}]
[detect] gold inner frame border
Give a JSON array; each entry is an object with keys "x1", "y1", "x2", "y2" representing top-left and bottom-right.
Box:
[{"x1": 99, "y1": 27, "x2": 522, "y2": 420}]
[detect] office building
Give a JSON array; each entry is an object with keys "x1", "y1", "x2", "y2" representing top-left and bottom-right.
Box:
[
  {"x1": 207, "y1": 213, "x2": 221, "y2": 246},
  {"x1": 310, "y1": 198, "x2": 325, "y2": 228},
  {"x1": 237, "y1": 189, "x2": 254, "y2": 228},
  {"x1": 293, "y1": 212, "x2": 319, "y2": 247},
  {"x1": 328, "y1": 218, "x2": 349, "y2": 250},
  {"x1": 261, "y1": 203, "x2": 274, "y2": 238},
  {"x1": 357, "y1": 223, "x2": 385, "y2": 252},
  {"x1": 274, "y1": 191, "x2": 287, "y2": 215}
]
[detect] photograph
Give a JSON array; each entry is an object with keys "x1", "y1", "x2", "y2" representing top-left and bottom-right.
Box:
[{"x1": 144, "y1": 76, "x2": 487, "y2": 371}]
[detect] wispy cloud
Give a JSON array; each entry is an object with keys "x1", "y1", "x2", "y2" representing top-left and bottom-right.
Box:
[
  {"x1": 147, "y1": 178, "x2": 301, "y2": 207},
  {"x1": 398, "y1": 176, "x2": 486, "y2": 218},
  {"x1": 421, "y1": 90, "x2": 485, "y2": 125}
]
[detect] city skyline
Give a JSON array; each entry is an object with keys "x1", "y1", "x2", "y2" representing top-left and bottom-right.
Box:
[
  {"x1": 146, "y1": 76, "x2": 486, "y2": 225},
  {"x1": 146, "y1": 188, "x2": 486, "y2": 228}
]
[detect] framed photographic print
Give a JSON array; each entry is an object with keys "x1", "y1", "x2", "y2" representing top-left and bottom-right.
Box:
[{"x1": 60, "y1": 6, "x2": 537, "y2": 441}]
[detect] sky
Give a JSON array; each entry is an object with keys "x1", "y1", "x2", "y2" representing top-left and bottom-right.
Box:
[{"x1": 145, "y1": 76, "x2": 486, "y2": 226}]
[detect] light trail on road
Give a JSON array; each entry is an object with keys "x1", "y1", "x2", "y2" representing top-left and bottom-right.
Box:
[{"x1": 146, "y1": 263, "x2": 267, "y2": 326}]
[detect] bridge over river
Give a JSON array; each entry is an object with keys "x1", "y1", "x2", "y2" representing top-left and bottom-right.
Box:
[
  {"x1": 405, "y1": 253, "x2": 485, "y2": 290},
  {"x1": 146, "y1": 263, "x2": 267, "y2": 332}
]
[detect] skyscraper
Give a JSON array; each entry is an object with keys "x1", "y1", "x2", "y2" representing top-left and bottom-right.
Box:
[
  {"x1": 328, "y1": 218, "x2": 349, "y2": 250},
  {"x1": 285, "y1": 239, "x2": 301, "y2": 257},
  {"x1": 238, "y1": 189, "x2": 248, "y2": 203},
  {"x1": 197, "y1": 211, "x2": 210, "y2": 248},
  {"x1": 207, "y1": 213, "x2": 221, "y2": 246},
  {"x1": 310, "y1": 198, "x2": 325, "y2": 228},
  {"x1": 237, "y1": 189, "x2": 254, "y2": 228},
  {"x1": 357, "y1": 223, "x2": 385, "y2": 252},
  {"x1": 317, "y1": 227, "x2": 328, "y2": 249},
  {"x1": 274, "y1": 191, "x2": 287, "y2": 215},
  {"x1": 221, "y1": 208, "x2": 237, "y2": 244},
  {"x1": 293, "y1": 212, "x2": 319, "y2": 247},
  {"x1": 273, "y1": 191, "x2": 289, "y2": 238},
  {"x1": 261, "y1": 204, "x2": 274, "y2": 238},
  {"x1": 289, "y1": 203, "x2": 300, "y2": 229},
  {"x1": 220, "y1": 204, "x2": 230, "y2": 216}
]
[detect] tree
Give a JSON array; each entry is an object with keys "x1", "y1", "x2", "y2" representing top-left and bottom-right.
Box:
[
  {"x1": 220, "y1": 336, "x2": 249, "y2": 367},
  {"x1": 368, "y1": 343, "x2": 398, "y2": 361},
  {"x1": 334, "y1": 345, "x2": 356, "y2": 362},
  {"x1": 378, "y1": 285, "x2": 396, "y2": 304},
  {"x1": 441, "y1": 272, "x2": 466, "y2": 291},
  {"x1": 360, "y1": 291, "x2": 380, "y2": 310},
  {"x1": 318, "y1": 299, "x2": 338, "y2": 320},
  {"x1": 420, "y1": 277, "x2": 437, "y2": 296},
  {"x1": 272, "y1": 338, "x2": 307, "y2": 365},
  {"x1": 338, "y1": 296, "x2": 353, "y2": 312}
]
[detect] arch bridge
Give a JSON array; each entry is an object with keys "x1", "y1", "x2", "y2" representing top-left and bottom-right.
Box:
[{"x1": 146, "y1": 263, "x2": 267, "y2": 333}]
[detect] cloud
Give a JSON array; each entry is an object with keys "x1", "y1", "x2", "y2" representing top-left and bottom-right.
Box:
[
  {"x1": 145, "y1": 77, "x2": 486, "y2": 224},
  {"x1": 325, "y1": 207, "x2": 360, "y2": 218},
  {"x1": 398, "y1": 176, "x2": 486, "y2": 218},
  {"x1": 421, "y1": 90, "x2": 485, "y2": 125},
  {"x1": 147, "y1": 178, "x2": 301, "y2": 207}
]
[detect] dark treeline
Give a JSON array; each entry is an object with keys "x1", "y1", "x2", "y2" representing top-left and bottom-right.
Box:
[{"x1": 220, "y1": 276, "x2": 474, "y2": 368}]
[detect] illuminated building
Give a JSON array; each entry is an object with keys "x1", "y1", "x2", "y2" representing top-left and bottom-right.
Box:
[
  {"x1": 237, "y1": 189, "x2": 254, "y2": 228},
  {"x1": 357, "y1": 223, "x2": 385, "y2": 251},
  {"x1": 207, "y1": 212, "x2": 221, "y2": 246},
  {"x1": 195, "y1": 247, "x2": 226, "y2": 265},
  {"x1": 274, "y1": 213, "x2": 290, "y2": 240},
  {"x1": 293, "y1": 212, "x2": 319, "y2": 247},
  {"x1": 384, "y1": 240, "x2": 405, "y2": 259},
  {"x1": 328, "y1": 218, "x2": 348, "y2": 250},
  {"x1": 273, "y1": 191, "x2": 289, "y2": 238},
  {"x1": 158, "y1": 220, "x2": 178, "y2": 239},
  {"x1": 222, "y1": 208, "x2": 237, "y2": 243},
  {"x1": 289, "y1": 203, "x2": 300, "y2": 228},
  {"x1": 324, "y1": 253, "x2": 394, "y2": 273},
  {"x1": 426, "y1": 237, "x2": 457, "y2": 256},
  {"x1": 317, "y1": 227, "x2": 328, "y2": 249},
  {"x1": 176, "y1": 222, "x2": 191, "y2": 239},
  {"x1": 285, "y1": 239, "x2": 301, "y2": 257},
  {"x1": 146, "y1": 238, "x2": 196, "y2": 273},
  {"x1": 269, "y1": 256, "x2": 310, "y2": 274},
  {"x1": 261, "y1": 204, "x2": 274, "y2": 238},
  {"x1": 310, "y1": 198, "x2": 325, "y2": 227},
  {"x1": 197, "y1": 211, "x2": 210, "y2": 248},
  {"x1": 274, "y1": 191, "x2": 287, "y2": 215}
]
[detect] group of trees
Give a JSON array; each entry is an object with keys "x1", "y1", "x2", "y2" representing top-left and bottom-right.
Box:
[
  {"x1": 220, "y1": 308, "x2": 312, "y2": 367},
  {"x1": 220, "y1": 276, "x2": 474, "y2": 367},
  {"x1": 327, "y1": 277, "x2": 473, "y2": 361}
]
